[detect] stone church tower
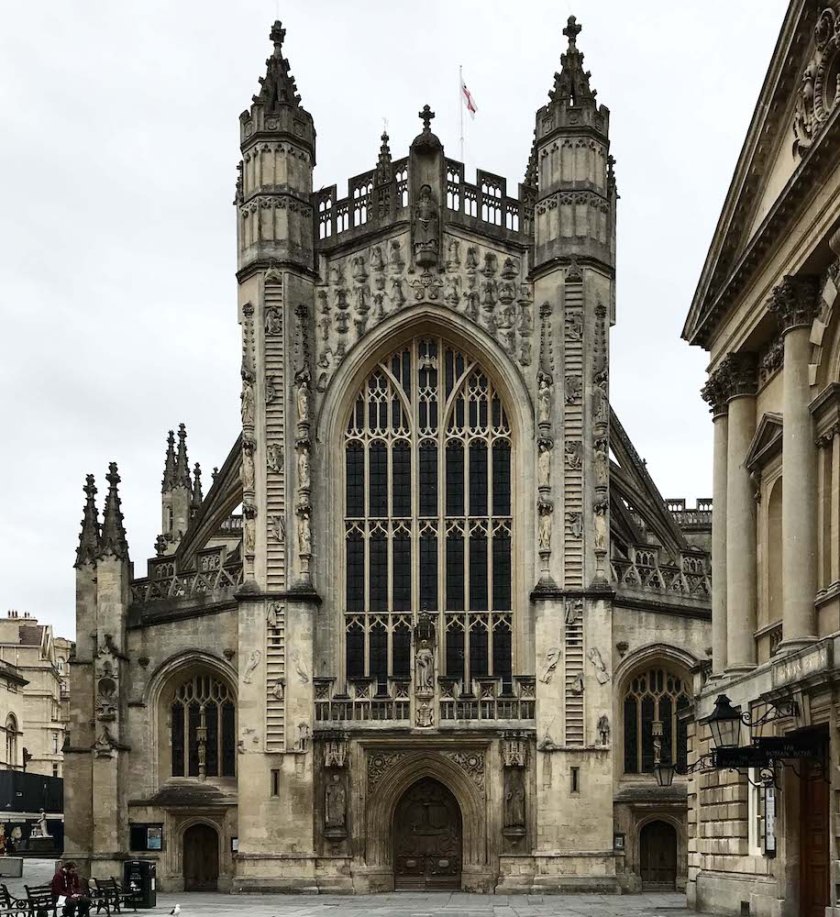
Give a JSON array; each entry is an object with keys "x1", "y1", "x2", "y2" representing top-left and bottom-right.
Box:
[{"x1": 65, "y1": 19, "x2": 710, "y2": 893}]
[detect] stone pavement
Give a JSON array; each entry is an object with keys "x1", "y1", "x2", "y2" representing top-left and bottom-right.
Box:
[{"x1": 4, "y1": 861, "x2": 717, "y2": 916}]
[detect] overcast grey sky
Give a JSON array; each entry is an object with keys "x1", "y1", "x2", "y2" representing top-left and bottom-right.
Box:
[{"x1": 0, "y1": 1, "x2": 788, "y2": 636}]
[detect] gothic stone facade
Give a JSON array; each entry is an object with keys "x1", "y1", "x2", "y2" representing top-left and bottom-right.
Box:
[
  {"x1": 684, "y1": 2, "x2": 840, "y2": 914},
  {"x1": 65, "y1": 19, "x2": 710, "y2": 894}
]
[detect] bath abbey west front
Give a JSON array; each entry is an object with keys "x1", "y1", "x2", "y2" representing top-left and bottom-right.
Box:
[{"x1": 66, "y1": 19, "x2": 712, "y2": 894}]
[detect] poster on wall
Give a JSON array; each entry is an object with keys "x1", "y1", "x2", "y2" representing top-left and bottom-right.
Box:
[
  {"x1": 764, "y1": 786, "x2": 776, "y2": 857},
  {"x1": 146, "y1": 827, "x2": 162, "y2": 851}
]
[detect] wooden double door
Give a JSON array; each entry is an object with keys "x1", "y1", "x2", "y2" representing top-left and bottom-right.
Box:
[
  {"x1": 393, "y1": 778, "x2": 462, "y2": 890},
  {"x1": 183, "y1": 823, "x2": 219, "y2": 891},
  {"x1": 800, "y1": 758, "x2": 830, "y2": 917},
  {"x1": 639, "y1": 820, "x2": 677, "y2": 890}
]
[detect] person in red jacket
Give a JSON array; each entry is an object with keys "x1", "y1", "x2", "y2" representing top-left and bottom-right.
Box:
[{"x1": 50, "y1": 862, "x2": 90, "y2": 917}]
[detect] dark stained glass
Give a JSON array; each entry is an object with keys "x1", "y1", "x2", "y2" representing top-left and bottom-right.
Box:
[
  {"x1": 346, "y1": 531, "x2": 365, "y2": 612},
  {"x1": 188, "y1": 703, "x2": 200, "y2": 777},
  {"x1": 346, "y1": 624, "x2": 365, "y2": 679},
  {"x1": 624, "y1": 696, "x2": 638, "y2": 774},
  {"x1": 392, "y1": 441, "x2": 411, "y2": 517},
  {"x1": 677, "y1": 694, "x2": 689, "y2": 770},
  {"x1": 660, "y1": 695, "x2": 673, "y2": 766},
  {"x1": 446, "y1": 624, "x2": 465, "y2": 682},
  {"x1": 205, "y1": 702, "x2": 219, "y2": 776},
  {"x1": 469, "y1": 441, "x2": 488, "y2": 516},
  {"x1": 469, "y1": 533, "x2": 488, "y2": 610},
  {"x1": 171, "y1": 703, "x2": 184, "y2": 777},
  {"x1": 221, "y1": 701, "x2": 236, "y2": 777},
  {"x1": 641, "y1": 695, "x2": 656, "y2": 772},
  {"x1": 393, "y1": 532, "x2": 411, "y2": 611},
  {"x1": 369, "y1": 441, "x2": 388, "y2": 516},
  {"x1": 393, "y1": 624, "x2": 411, "y2": 680},
  {"x1": 369, "y1": 532, "x2": 388, "y2": 611},
  {"x1": 492, "y1": 442, "x2": 511, "y2": 516},
  {"x1": 419, "y1": 442, "x2": 438, "y2": 515},
  {"x1": 446, "y1": 532, "x2": 465, "y2": 610},
  {"x1": 493, "y1": 622, "x2": 512, "y2": 690},
  {"x1": 420, "y1": 532, "x2": 438, "y2": 610},
  {"x1": 446, "y1": 442, "x2": 464, "y2": 515},
  {"x1": 469, "y1": 624, "x2": 488, "y2": 678},
  {"x1": 370, "y1": 625, "x2": 388, "y2": 694},
  {"x1": 346, "y1": 442, "x2": 364, "y2": 517},
  {"x1": 492, "y1": 533, "x2": 511, "y2": 609}
]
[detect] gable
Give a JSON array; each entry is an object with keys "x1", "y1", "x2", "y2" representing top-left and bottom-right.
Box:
[
  {"x1": 745, "y1": 412, "x2": 783, "y2": 470},
  {"x1": 683, "y1": 0, "x2": 826, "y2": 346}
]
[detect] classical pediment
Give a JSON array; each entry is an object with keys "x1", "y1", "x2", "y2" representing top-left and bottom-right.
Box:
[
  {"x1": 745, "y1": 412, "x2": 784, "y2": 470},
  {"x1": 683, "y1": 0, "x2": 840, "y2": 347}
]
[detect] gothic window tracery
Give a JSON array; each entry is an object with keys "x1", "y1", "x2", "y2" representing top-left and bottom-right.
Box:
[
  {"x1": 343, "y1": 337, "x2": 513, "y2": 692},
  {"x1": 170, "y1": 674, "x2": 236, "y2": 779},
  {"x1": 623, "y1": 667, "x2": 689, "y2": 774}
]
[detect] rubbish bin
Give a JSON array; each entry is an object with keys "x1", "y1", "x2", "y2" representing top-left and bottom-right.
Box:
[{"x1": 123, "y1": 859, "x2": 156, "y2": 909}]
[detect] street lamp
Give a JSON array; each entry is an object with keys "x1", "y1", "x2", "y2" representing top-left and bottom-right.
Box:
[
  {"x1": 653, "y1": 762, "x2": 677, "y2": 787},
  {"x1": 704, "y1": 694, "x2": 743, "y2": 750}
]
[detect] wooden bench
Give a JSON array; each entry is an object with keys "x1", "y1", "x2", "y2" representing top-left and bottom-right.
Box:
[{"x1": 88, "y1": 879, "x2": 135, "y2": 916}]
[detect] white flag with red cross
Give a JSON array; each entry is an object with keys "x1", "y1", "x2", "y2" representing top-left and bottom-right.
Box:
[{"x1": 461, "y1": 79, "x2": 478, "y2": 119}]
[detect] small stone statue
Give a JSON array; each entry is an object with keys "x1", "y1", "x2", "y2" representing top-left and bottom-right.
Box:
[
  {"x1": 505, "y1": 779, "x2": 526, "y2": 829},
  {"x1": 537, "y1": 371, "x2": 553, "y2": 425},
  {"x1": 325, "y1": 773, "x2": 346, "y2": 829},
  {"x1": 413, "y1": 184, "x2": 439, "y2": 269},
  {"x1": 539, "y1": 647, "x2": 561, "y2": 684},
  {"x1": 241, "y1": 372, "x2": 256, "y2": 427},
  {"x1": 295, "y1": 367, "x2": 311, "y2": 426},
  {"x1": 415, "y1": 641, "x2": 435, "y2": 694}
]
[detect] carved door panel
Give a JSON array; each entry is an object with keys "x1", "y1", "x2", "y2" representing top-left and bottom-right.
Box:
[
  {"x1": 183, "y1": 823, "x2": 219, "y2": 891},
  {"x1": 393, "y1": 778, "x2": 462, "y2": 890},
  {"x1": 639, "y1": 820, "x2": 677, "y2": 889},
  {"x1": 800, "y1": 759, "x2": 829, "y2": 917}
]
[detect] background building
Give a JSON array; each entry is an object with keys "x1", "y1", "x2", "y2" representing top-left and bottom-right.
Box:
[
  {"x1": 65, "y1": 19, "x2": 711, "y2": 893},
  {"x1": 682, "y1": 1, "x2": 840, "y2": 914}
]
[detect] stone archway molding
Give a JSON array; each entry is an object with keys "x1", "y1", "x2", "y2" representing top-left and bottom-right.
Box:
[
  {"x1": 363, "y1": 748, "x2": 487, "y2": 869},
  {"x1": 613, "y1": 642, "x2": 699, "y2": 689}
]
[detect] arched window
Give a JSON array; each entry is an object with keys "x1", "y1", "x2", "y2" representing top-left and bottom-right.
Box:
[
  {"x1": 170, "y1": 674, "x2": 235, "y2": 779},
  {"x1": 344, "y1": 337, "x2": 513, "y2": 693},
  {"x1": 623, "y1": 667, "x2": 689, "y2": 774},
  {"x1": 5, "y1": 715, "x2": 18, "y2": 767}
]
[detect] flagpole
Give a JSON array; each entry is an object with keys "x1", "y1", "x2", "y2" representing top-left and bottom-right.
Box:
[{"x1": 459, "y1": 64, "x2": 465, "y2": 162}]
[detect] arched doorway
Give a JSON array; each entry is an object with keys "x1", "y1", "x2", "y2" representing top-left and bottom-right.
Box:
[
  {"x1": 639, "y1": 820, "x2": 677, "y2": 890},
  {"x1": 393, "y1": 777, "x2": 462, "y2": 890},
  {"x1": 183, "y1": 823, "x2": 219, "y2": 891}
]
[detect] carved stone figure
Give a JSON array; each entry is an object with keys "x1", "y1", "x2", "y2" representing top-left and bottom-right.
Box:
[
  {"x1": 325, "y1": 773, "x2": 347, "y2": 829},
  {"x1": 597, "y1": 715, "x2": 610, "y2": 746},
  {"x1": 266, "y1": 602, "x2": 282, "y2": 626},
  {"x1": 566, "y1": 511, "x2": 583, "y2": 539},
  {"x1": 537, "y1": 371, "x2": 553, "y2": 425},
  {"x1": 594, "y1": 500, "x2": 608, "y2": 550},
  {"x1": 270, "y1": 515, "x2": 285, "y2": 543},
  {"x1": 389, "y1": 239, "x2": 404, "y2": 272},
  {"x1": 594, "y1": 437, "x2": 608, "y2": 486},
  {"x1": 370, "y1": 245, "x2": 385, "y2": 273},
  {"x1": 538, "y1": 438, "x2": 553, "y2": 489},
  {"x1": 538, "y1": 498, "x2": 553, "y2": 551},
  {"x1": 271, "y1": 678, "x2": 285, "y2": 701},
  {"x1": 265, "y1": 307, "x2": 283, "y2": 335},
  {"x1": 565, "y1": 311, "x2": 582, "y2": 340},
  {"x1": 294, "y1": 722, "x2": 310, "y2": 752},
  {"x1": 565, "y1": 440, "x2": 582, "y2": 470},
  {"x1": 571, "y1": 673, "x2": 585, "y2": 695},
  {"x1": 391, "y1": 277, "x2": 406, "y2": 307},
  {"x1": 587, "y1": 647, "x2": 610, "y2": 684},
  {"x1": 241, "y1": 442, "x2": 255, "y2": 492},
  {"x1": 465, "y1": 290, "x2": 480, "y2": 321},
  {"x1": 243, "y1": 649, "x2": 261, "y2": 684},
  {"x1": 267, "y1": 443, "x2": 284, "y2": 475},
  {"x1": 243, "y1": 503, "x2": 256, "y2": 555},
  {"x1": 295, "y1": 367, "x2": 311, "y2": 426},
  {"x1": 505, "y1": 776, "x2": 526, "y2": 829},
  {"x1": 351, "y1": 255, "x2": 368, "y2": 284},
  {"x1": 297, "y1": 446, "x2": 310, "y2": 491},
  {"x1": 564, "y1": 597, "x2": 582, "y2": 625},
  {"x1": 482, "y1": 252, "x2": 498, "y2": 276},
  {"x1": 36, "y1": 809, "x2": 50, "y2": 838},
  {"x1": 297, "y1": 504, "x2": 312, "y2": 556},
  {"x1": 564, "y1": 374, "x2": 582, "y2": 404},
  {"x1": 414, "y1": 184, "x2": 439, "y2": 268},
  {"x1": 416, "y1": 702, "x2": 434, "y2": 728},
  {"x1": 465, "y1": 247, "x2": 479, "y2": 273},
  {"x1": 415, "y1": 641, "x2": 435, "y2": 694},
  {"x1": 241, "y1": 371, "x2": 256, "y2": 427},
  {"x1": 539, "y1": 647, "x2": 561, "y2": 684},
  {"x1": 291, "y1": 648, "x2": 309, "y2": 684}
]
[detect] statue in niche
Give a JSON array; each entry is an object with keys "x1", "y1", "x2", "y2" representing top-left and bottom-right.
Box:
[
  {"x1": 520, "y1": 341, "x2": 532, "y2": 366},
  {"x1": 446, "y1": 238, "x2": 461, "y2": 271},
  {"x1": 295, "y1": 367, "x2": 311, "y2": 426},
  {"x1": 565, "y1": 311, "x2": 583, "y2": 341},
  {"x1": 325, "y1": 773, "x2": 347, "y2": 829},
  {"x1": 328, "y1": 263, "x2": 344, "y2": 286},
  {"x1": 502, "y1": 256, "x2": 519, "y2": 279},
  {"x1": 351, "y1": 255, "x2": 368, "y2": 284},
  {"x1": 465, "y1": 247, "x2": 479, "y2": 273},
  {"x1": 267, "y1": 443, "x2": 284, "y2": 475},
  {"x1": 519, "y1": 304, "x2": 533, "y2": 335},
  {"x1": 537, "y1": 371, "x2": 553, "y2": 426},
  {"x1": 297, "y1": 504, "x2": 312, "y2": 556},
  {"x1": 265, "y1": 307, "x2": 283, "y2": 335},
  {"x1": 594, "y1": 438, "x2": 608, "y2": 486},
  {"x1": 465, "y1": 290, "x2": 480, "y2": 321},
  {"x1": 389, "y1": 239, "x2": 405, "y2": 272},
  {"x1": 538, "y1": 499, "x2": 553, "y2": 551},
  {"x1": 594, "y1": 500, "x2": 608, "y2": 550},
  {"x1": 539, "y1": 647, "x2": 561, "y2": 684},
  {"x1": 415, "y1": 641, "x2": 435, "y2": 694},
  {"x1": 336, "y1": 311, "x2": 349, "y2": 334},
  {"x1": 243, "y1": 503, "x2": 256, "y2": 555},
  {"x1": 482, "y1": 252, "x2": 498, "y2": 277},
  {"x1": 241, "y1": 442, "x2": 255, "y2": 493},
  {"x1": 370, "y1": 246, "x2": 385, "y2": 272},
  {"x1": 538, "y1": 438, "x2": 553, "y2": 489},
  {"x1": 413, "y1": 184, "x2": 439, "y2": 269},
  {"x1": 444, "y1": 275, "x2": 461, "y2": 307},
  {"x1": 481, "y1": 279, "x2": 497, "y2": 310},
  {"x1": 565, "y1": 440, "x2": 582, "y2": 470},
  {"x1": 240, "y1": 371, "x2": 256, "y2": 427},
  {"x1": 391, "y1": 277, "x2": 406, "y2": 308},
  {"x1": 373, "y1": 293, "x2": 386, "y2": 320},
  {"x1": 297, "y1": 446, "x2": 310, "y2": 491},
  {"x1": 505, "y1": 774, "x2": 526, "y2": 829}
]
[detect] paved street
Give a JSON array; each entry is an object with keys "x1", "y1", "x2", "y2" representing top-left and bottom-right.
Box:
[{"x1": 1, "y1": 860, "x2": 717, "y2": 916}]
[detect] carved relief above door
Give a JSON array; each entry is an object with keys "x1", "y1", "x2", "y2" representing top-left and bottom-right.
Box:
[{"x1": 393, "y1": 777, "x2": 462, "y2": 890}]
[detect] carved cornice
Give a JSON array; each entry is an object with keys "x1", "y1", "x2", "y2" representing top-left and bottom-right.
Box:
[{"x1": 768, "y1": 274, "x2": 820, "y2": 333}]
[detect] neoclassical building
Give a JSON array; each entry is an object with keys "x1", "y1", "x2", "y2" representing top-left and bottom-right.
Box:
[
  {"x1": 66, "y1": 19, "x2": 711, "y2": 893},
  {"x1": 683, "y1": 1, "x2": 840, "y2": 915}
]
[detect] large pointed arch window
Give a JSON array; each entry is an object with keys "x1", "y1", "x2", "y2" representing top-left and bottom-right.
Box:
[
  {"x1": 623, "y1": 667, "x2": 689, "y2": 774},
  {"x1": 344, "y1": 337, "x2": 513, "y2": 692}
]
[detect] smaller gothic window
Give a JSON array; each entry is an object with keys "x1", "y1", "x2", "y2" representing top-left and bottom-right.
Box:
[
  {"x1": 623, "y1": 666, "x2": 690, "y2": 775},
  {"x1": 170, "y1": 674, "x2": 236, "y2": 779}
]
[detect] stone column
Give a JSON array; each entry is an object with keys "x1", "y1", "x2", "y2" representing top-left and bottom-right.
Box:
[
  {"x1": 770, "y1": 276, "x2": 820, "y2": 650},
  {"x1": 722, "y1": 354, "x2": 758, "y2": 671},
  {"x1": 702, "y1": 373, "x2": 729, "y2": 674}
]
